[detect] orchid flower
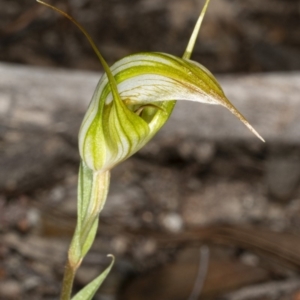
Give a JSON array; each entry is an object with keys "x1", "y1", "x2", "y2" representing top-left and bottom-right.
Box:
[{"x1": 37, "y1": 1, "x2": 264, "y2": 299}]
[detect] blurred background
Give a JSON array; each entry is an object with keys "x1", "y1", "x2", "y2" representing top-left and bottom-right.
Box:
[
  {"x1": 1, "y1": 0, "x2": 300, "y2": 73},
  {"x1": 1, "y1": 0, "x2": 300, "y2": 299}
]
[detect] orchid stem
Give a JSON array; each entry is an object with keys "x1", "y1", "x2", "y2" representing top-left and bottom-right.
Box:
[{"x1": 60, "y1": 260, "x2": 78, "y2": 300}]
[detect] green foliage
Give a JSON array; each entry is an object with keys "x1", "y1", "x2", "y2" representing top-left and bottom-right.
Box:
[{"x1": 72, "y1": 256, "x2": 115, "y2": 300}]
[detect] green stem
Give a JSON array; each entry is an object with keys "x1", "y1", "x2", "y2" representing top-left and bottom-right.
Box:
[{"x1": 60, "y1": 260, "x2": 78, "y2": 300}]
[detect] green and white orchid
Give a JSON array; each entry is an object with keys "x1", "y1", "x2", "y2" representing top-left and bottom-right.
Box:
[
  {"x1": 37, "y1": 1, "x2": 264, "y2": 299},
  {"x1": 79, "y1": 52, "x2": 264, "y2": 173}
]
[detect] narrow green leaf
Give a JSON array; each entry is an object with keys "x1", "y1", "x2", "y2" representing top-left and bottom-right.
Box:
[
  {"x1": 71, "y1": 255, "x2": 115, "y2": 300},
  {"x1": 69, "y1": 164, "x2": 110, "y2": 265},
  {"x1": 183, "y1": 0, "x2": 211, "y2": 59},
  {"x1": 68, "y1": 161, "x2": 94, "y2": 265},
  {"x1": 81, "y1": 218, "x2": 99, "y2": 258},
  {"x1": 78, "y1": 161, "x2": 94, "y2": 226}
]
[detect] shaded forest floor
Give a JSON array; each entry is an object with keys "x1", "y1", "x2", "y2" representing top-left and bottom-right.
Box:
[{"x1": 2, "y1": 138, "x2": 300, "y2": 299}]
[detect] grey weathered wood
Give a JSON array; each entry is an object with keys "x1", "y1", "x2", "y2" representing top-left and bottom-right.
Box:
[
  {"x1": 1, "y1": 62, "x2": 299, "y2": 143},
  {"x1": 0, "y1": 62, "x2": 300, "y2": 192}
]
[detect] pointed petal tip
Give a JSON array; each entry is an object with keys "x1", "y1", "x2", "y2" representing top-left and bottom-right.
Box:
[
  {"x1": 222, "y1": 100, "x2": 265, "y2": 143},
  {"x1": 256, "y1": 133, "x2": 265, "y2": 143},
  {"x1": 245, "y1": 122, "x2": 265, "y2": 143}
]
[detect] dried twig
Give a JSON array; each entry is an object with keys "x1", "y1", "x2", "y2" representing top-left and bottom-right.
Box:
[
  {"x1": 188, "y1": 245, "x2": 210, "y2": 300},
  {"x1": 223, "y1": 278, "x2": 300, "y2": 300}
]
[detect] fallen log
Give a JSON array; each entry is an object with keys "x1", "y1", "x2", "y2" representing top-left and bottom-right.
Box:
[{"x1": 0, "y1": 63, "x2": 300, "y2": 194}]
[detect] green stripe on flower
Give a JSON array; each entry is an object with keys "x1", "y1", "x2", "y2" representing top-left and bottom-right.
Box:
[{"x1": 79, "y1": 52, "x2": 263, "y2": 172}]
